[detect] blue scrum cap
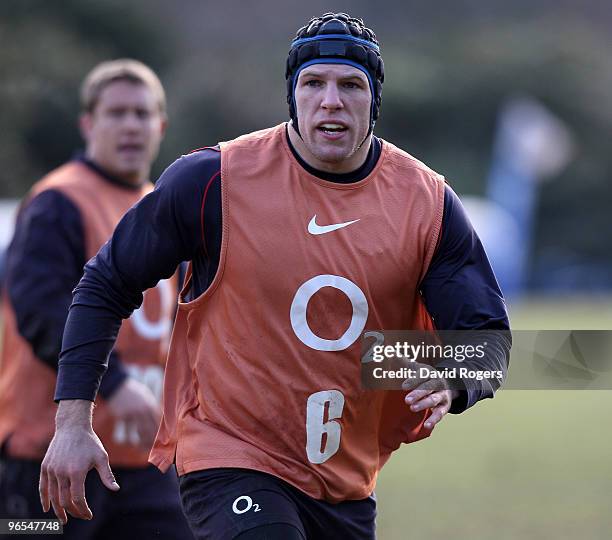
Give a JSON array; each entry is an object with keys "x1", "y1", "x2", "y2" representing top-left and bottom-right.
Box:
[{"x1": 286, "y1": 13, "x2": 385, "y2": 137}]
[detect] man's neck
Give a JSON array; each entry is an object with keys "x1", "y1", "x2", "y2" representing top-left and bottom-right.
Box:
[
  {"x1": 287, "y1": 122, "x2": 372, "y2": 174},
  {"x1": 80, "y1": 154, "x2": 146, "y2": 190}
]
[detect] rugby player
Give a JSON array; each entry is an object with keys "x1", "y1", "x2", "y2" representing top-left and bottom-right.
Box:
[
  {"x1": 40, "y1": 15, "x2": 510, "y2": 539},
  {"x1": 0, "y1": 59, "x2": 192, "y2": 538}
]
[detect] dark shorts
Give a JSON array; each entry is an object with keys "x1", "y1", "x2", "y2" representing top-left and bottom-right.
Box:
[
  {"x1": 179, "y1": 468, "x2": 377, "y2": 540},
  {"x1": 0, "y1": 453, "x2": 193, "y2": 539}
]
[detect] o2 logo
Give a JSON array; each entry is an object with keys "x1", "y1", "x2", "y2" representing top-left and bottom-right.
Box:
[
  {"x1": 113, "y1": 280, "x2": 174, "y2": 445},
  {"x1": 232, "y1": 495, "x2": 261, "y2": 515},
  {"x1": 130, "y1": 279, "x2": 174, "y2": 340}
]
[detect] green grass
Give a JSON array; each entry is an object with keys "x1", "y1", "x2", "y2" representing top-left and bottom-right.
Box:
[
  {"x1": 2, "y1": 298, "x2": 610, "y2": 538},
  {"x1": 375, "y1": 298, "x2": 612, "y2": 539}
]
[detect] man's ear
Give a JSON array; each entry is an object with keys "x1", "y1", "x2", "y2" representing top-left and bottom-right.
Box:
[{"x1": 79, "y1": 113, "x2": 93, "y2": 143}]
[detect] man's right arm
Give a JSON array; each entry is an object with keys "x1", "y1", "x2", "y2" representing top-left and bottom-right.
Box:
[
  {"x1": 55, "y1": 149, "x2": 221, "y2": 402},
  {"x1": 41, "y1": 149, "x2": 223, "y2": 523},
  {"x1": 40, "y1": 399, "x2": 118, "y2": 523}
]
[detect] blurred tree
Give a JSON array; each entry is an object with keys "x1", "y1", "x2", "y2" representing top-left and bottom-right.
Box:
[
  {"x1": 1, "y1": 1, "x2": 610, "y2": 288},
  {"x1": 373, "y1": 17, "x2": 612, "y2": 287},
  {"x1": 0, "y1": 0, "x2": 171, "y2": 196}
]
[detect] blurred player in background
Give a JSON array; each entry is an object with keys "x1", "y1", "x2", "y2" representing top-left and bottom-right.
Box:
[
  {"x1": 40, "y1": 15, "x2": 510, "y2": 540},
  {"x1": 0, "y1": 59, "x2": 193, "y2": 538}
]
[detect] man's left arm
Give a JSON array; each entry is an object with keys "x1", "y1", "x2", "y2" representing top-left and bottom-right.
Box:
[
  {"x1": 5, "y1": 190, "x2": 128, "y2": 399},
  {"x1": 405, "y1": 184, "x2": 511, "y2": 426}
]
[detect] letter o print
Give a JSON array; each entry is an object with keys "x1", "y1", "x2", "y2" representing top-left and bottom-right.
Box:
[
  {"x1": 232, "y1": 495, "x2": 253, "y2": 514},
  {"x1": 131, "y1": 279, "x2": 173, "y2": 340},
  {"x1": 290, "y1": 274, "x2": 369, "y2": 351}
]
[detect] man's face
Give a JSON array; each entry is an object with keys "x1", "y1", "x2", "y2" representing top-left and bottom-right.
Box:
[
  {"x1": 80, "y1": 80, "x2": 166, "y2": 184},
  {"x1": 293, "y1": 63, "x2": 372, "y2": 172}
]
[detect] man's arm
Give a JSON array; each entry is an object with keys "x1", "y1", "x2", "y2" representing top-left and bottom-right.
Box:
[
  {"x1": 404, "y1": 184, "x2": 511, "y2": 425},
  {"x1": 42, "y1": 150, "x2": 219, "y2": 523},
  {"x1": 40, "y1": 400, "x2": 118, "y2": 523},
  {"x1": 55, "y1": 149, "x2": 219, "y2": 401},
  {"x1": 5, "y1": 190, "x2": 128, "y2": 398},
  {"x1": 7, "y1": 191, "x2": 84, "y2": 366}
]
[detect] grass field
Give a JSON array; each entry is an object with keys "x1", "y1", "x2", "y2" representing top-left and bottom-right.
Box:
[
  {"x1": 375, "y1": 298, "x2": 612, "y2": 539},
  {"x1": 1, "y1": 297, "x2": 610, "y2": 538}
]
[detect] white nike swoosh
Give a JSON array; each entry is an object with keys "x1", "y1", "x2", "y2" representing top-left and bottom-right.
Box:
[{"x1": 308, "y1": 215, "x2": 360, "y2": 235}]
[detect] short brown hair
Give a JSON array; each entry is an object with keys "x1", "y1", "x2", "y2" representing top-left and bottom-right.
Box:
[{"x1": 80, "y1": 58, "x2": 166, "y2": 114}]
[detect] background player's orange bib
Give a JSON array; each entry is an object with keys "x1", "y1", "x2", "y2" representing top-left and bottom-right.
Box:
[
  {"x1": 151, "y1": 124, "x2": 445, "y2": 501},
  {"x1": 0, "y1": 162, "x2": 176, "y2": 467}
]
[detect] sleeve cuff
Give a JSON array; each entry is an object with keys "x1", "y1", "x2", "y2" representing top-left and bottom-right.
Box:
[
  {"x1": 98, "y1": 351, "x2": 128, "y2": 399},
  {"x1": 54, "y1": 361, "x2": 103, "y2": 402},
  {"x1": 447, "y1": 375, "x2": 480, "y2": 414},
  {"x1": 435, "y1": 362, "x2": 481, "y2": 414}
]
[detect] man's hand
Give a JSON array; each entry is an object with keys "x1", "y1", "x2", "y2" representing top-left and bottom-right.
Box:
[
  {"x1": 39, "y1": 400, "x2": 119, "y2": 524},
  {"x1": 107, "y1": 377, "x2": 161, "y2": 450},
  {"x1": 402, "y1": 363, "x2": 459, "y2": 430}
]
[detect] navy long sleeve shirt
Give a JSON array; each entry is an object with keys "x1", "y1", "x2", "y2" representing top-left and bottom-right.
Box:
[
  {"x1": 4, "y1": 157, "x2": 153, "y2": 398},
  {"x1": 57, "y1": 131, "x2": 510, "y2": 413}
]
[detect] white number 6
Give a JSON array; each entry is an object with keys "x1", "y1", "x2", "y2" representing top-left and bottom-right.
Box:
[{"x1": 306, "y1": 390, "x2": 345, "y2": 464}]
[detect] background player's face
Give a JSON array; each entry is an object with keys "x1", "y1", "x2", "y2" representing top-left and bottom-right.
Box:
[
  {"x1": 291, "y1": 64, "x2": 372, "y2": 173},
  {"x1": 80, "y1": 80, "x2": 166, "y2": 185}
]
